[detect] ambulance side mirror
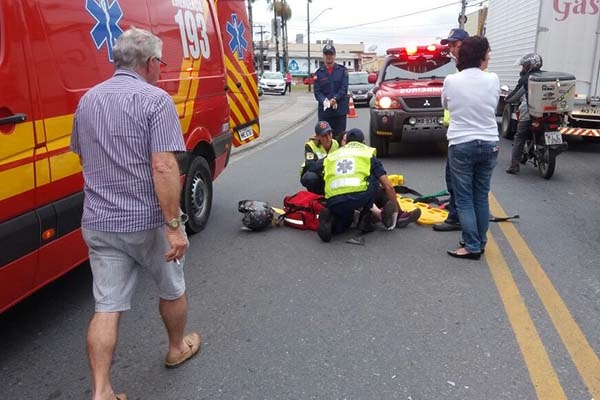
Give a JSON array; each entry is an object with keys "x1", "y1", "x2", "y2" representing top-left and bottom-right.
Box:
[{"x1": 368, "y1": 73, "x2": 377, "y2": 84}]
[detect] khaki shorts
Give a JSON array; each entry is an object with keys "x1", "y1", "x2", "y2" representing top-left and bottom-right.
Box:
[{"x1": 82, "y1": 227, "x2": 186, "y2": 312}]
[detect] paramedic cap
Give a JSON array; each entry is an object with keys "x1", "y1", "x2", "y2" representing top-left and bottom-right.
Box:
[
  {"x1": 440, "y1": 28, "x2": 469, "y2": 45},
  {"x1": 346, "y1": 128, "x2": 365, "y2": 143},
  {"x1": 315, "y1": 121, "x2": 333, "y2": 136},
  {"x1": 322, "y1": 44, "x2": 336, "y2": 54}
]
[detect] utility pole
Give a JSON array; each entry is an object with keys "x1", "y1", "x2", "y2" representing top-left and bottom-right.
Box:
[
  {"x1": 459, "y1": 0, "x2": 467, "y2": 29},
  {"x1": 253, "y1": 24, "x2": 267, "y2": 75},
  {"x1": 273, "y1": 4, "x2": 280, "y2": 71},
  {"x1": 307, "y1": 0, "x2": 312, "y2": 92}
]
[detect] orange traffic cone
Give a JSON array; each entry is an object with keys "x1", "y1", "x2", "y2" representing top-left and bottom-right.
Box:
[{"x1": 347, "y1": 96, "x2": 357, "y2": 118}]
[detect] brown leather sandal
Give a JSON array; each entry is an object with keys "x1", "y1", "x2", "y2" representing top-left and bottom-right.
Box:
[{"x1": 165, "y1": 332, "x2": 201, "y2": 368}]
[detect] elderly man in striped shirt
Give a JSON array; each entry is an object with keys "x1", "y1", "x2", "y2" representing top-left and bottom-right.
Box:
[{"x1": 71, "y1": 28, "x2": 199, "y2": 400}]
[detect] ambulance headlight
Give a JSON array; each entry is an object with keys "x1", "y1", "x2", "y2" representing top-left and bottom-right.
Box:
[
  {"x1": 408, "y1": 117, "x2": 417, "y2": 125},
  {"x1": 437, "y1": 116, "x2": 444, "y2": 125}
]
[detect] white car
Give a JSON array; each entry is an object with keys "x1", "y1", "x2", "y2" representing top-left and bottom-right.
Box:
[{"x1": 259, "y1": 71, "x2": 286, "y2": 96}]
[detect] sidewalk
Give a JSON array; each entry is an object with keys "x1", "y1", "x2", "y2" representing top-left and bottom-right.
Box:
[{"x1": 231, "y1": 90, "x2": 316, "y2": 155}]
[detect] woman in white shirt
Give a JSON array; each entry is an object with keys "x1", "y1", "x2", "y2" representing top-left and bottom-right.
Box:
[{"x1": 442, "y1": 36, "x2": 500, "y2": 260}]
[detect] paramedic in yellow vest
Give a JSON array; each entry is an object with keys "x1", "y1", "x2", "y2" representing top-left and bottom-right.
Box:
[
  {"x1": 434, "y1": 28, "x2": 469, "y2": 233},
  {"x1": 300, "y1": 121, "x2": 339, "y2": 195},
  {"x1": 317, "y1": 129, "x2": 420, "y2": 242}
]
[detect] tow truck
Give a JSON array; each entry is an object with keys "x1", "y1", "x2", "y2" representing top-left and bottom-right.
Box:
[{"x1": 369, "y1": 44, "x2": 455, "y2": 156}]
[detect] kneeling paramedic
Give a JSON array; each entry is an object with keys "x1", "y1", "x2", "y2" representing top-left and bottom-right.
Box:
[
  {"x1": 317, "y1": 129, "x2": 419, "y2": 242},
  {"x1": 299, "y1": 121, "x2": 340, "y2": 194}
]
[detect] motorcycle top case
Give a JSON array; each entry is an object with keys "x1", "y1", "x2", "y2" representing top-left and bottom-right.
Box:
[{"x1": 528, "y1": 71, "x2": 576, "y2": 117}]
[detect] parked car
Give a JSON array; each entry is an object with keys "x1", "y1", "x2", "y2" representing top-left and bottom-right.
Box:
[
  {"x1": 303, "y1": 74, "x2": 316, "y2": 85},
  {"x1": 259, "y1": 72, "x2": 286, "y2": 95},
  {"x1": 348, "y1": 71, "x2": 374, "y2": 106}
]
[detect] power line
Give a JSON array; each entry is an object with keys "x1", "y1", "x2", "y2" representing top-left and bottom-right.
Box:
[
  {"x1": 285, "y1": 22, "x2": 455, "y2": 31},
  {"x1": 311, "y1": 1, "x2": 461, "y2": 34}
]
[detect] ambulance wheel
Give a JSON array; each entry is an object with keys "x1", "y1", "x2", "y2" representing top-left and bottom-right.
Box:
[
  {"x1": 183, "y1": 156, "x2": 213, "y2": 233},
  {"x1": 370, "y1": 121, "x2": 389, "y2": 157},
  {"x1": 501, "y1": 105, "x2": 516, "y2": 139}
]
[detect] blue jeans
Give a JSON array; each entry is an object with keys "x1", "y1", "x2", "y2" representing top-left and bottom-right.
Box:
[
  {"x1": 444, "y1": 158, "x2": 458, "y2": 222},
  {"x1": 448, "y1": 140, "x2": 499, "y2": 253}
]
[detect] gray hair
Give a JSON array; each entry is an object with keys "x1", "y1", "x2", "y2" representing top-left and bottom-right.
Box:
[{"x1": 113, "y1": 27, "x2": 163, "y2": 70}]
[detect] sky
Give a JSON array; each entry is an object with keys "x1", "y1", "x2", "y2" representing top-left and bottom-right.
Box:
[{"x1": 249, "y1": 0, "x2": 487, "y2": 55}]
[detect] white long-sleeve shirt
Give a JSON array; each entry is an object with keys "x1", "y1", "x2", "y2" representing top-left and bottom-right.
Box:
[{"x1": 442, "y1": 67, "x2": 500, "y2": 146}]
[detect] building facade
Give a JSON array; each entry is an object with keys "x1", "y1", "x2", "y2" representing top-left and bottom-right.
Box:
[{"x1": 256, "y1": 41, "x2": 366, "y2": 76}]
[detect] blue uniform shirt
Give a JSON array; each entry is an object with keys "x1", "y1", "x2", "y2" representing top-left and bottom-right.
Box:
[{"x1": 314, "y1": 63, "x2": 349, "y2": 117}]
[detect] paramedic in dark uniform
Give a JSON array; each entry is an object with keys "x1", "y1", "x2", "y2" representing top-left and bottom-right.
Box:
[
  {"x1": 313, "y1": 44, "x2": 349, "y2": 142},
  {"x1": 299, "y1": 121, "x2": 340, "y2": 195},
  {"x1": 316, "y1": 129, "x2": 421, "y2": 242}
]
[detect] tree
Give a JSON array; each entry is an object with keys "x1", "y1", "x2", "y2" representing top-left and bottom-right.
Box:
[
  {"x1": 267, "y1": 0, "x2": 292, "y2": 72},
  {"x1": 247, "y1": 0, "x2": 254, "y2": 41}
]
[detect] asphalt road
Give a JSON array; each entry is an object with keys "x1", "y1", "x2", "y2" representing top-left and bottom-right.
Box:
[{"x1": 2, "y1": 104, "x2": 600, "y2": 400}]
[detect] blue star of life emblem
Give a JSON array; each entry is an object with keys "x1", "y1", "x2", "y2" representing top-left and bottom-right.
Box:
[
  {"x1": 226, "y1": 14, "x2": 248, "y2": 60},
  {"x1": 86, "y1": 0, "x2": 124, "y2": 62},
  {"x1": 337, "y1": 159, "x2": 354, "y2": 174}
]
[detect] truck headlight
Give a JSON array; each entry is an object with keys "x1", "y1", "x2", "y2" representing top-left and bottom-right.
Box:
[{"x1": 379, "y1": 96, "x2": 393, "y2": 109}]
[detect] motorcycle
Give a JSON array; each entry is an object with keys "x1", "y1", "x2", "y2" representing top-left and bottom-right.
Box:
[
  {"x1": 519, "y1": 112, "x2": 568, "y2": 179},
  {"x1": 501, "y1": 71, "x2": 575, "y2": 179}
]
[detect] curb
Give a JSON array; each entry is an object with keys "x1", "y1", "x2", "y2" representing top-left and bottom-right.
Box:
[{"x1": 232, "y1": 103, "x2": 317, "y2": 155}]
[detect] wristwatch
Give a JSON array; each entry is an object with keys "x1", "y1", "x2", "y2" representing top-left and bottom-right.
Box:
[{"x1": 166, "y1": 214, "x2": 189, "y2": 230}]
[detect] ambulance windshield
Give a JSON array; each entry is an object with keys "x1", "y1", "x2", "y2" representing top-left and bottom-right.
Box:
[{"x1": 383, "y1": 57, "x2": 455, "y2": 81}]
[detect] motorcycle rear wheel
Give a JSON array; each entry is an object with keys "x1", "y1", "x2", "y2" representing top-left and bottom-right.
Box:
[{"x1": 537, "y1": 146, "x2": 556, "y2": 179}]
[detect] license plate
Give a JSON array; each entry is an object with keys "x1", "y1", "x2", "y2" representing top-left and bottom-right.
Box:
[
  {"x1": 354, "y1": 94, "x2": 367, "y2": 99},
  {"x1": 416, "y1": 117, "x2": 437, "y2": 125},
  {"x1": 238, "y1": 126, "x2": 253, "y2": 141},
  {"x1": 544, "y1": 131, "x2": 563, "y2": 145},
  {"x1": 578, "y1": 106, "x2": 600, "y2": 115}
]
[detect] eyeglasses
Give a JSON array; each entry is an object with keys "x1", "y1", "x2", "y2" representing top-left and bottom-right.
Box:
[{"x1": 152, "y1": 56, "x2": 167, "y2": 68}]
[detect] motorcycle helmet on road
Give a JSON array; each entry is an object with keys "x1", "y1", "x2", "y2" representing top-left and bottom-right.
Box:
[
  {"x1": 516, "y1": 53, "x2": 543, "y2": 76},
  {"x1": 238, "y1": 200, "x2": 275, "y2": 231}
]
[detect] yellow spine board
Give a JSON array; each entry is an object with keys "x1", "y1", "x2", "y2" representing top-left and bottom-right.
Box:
[{"x1": 396, "y1": 195, "x2": 448, "y2": 225}]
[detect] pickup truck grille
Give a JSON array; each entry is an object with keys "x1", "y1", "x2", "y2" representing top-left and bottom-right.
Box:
[{"x1": 403, "y1": 97, "x2": 442, "y2": 109}]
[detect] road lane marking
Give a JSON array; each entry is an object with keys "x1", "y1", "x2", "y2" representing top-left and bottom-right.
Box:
[
  {"x1": 490, "y1": 193, "x2": 600, "y2": 399},
  {"x1": 485, "y1": 234, "x2": 567, "y2": 399}
]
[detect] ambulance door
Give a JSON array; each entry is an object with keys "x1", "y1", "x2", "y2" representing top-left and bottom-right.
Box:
[
  {"x1": 216, "y1": 0, "x2": 260, "y2": 147},
  {"x1": 27, "y1": 0, "x2": 131, "y2": 287},
  {"x1": 146, "y1": 0, "x2": 229, "y2": 145},
  {"x1": 0, "y1": 1, "x2": 44, "y2": 310}
]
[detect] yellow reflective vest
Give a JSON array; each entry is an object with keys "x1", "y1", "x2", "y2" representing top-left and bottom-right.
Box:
[
  {"x1": 323, "y1": 142, "x2": 375, "y2": 199},
  {"x1": 299, "y1": 139, "x2": 339, "y2": 175}
]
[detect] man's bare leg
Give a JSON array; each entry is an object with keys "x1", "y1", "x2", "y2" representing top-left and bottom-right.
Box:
[
  {"x1": 160, "y1": 295, "x2": 190, "y2": 358},
  {"x1": 87, "y1": 312, "x2": 121, "y2": 400}
]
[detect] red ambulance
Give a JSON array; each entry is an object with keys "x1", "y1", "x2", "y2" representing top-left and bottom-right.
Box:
[{"x1": 0, "y1": 0, "x2": 258, "y2": 312}]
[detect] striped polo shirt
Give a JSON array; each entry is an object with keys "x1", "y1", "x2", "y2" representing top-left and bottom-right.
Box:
[{"x1": 70, "y1": 69, "x2": 185, "y2": 232}]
